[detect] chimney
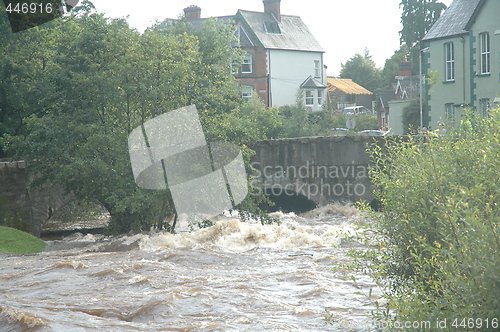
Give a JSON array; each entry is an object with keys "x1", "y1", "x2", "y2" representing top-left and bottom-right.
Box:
[
  {"x1": 263, "y1": 0, "x2": 281, "y2": 22},
  {"x1": 398, "y1": 56, "x2": 412, "y2": 77},
  {"x1": 184, "y1": 5, "x2": 201, "y2": 20}
]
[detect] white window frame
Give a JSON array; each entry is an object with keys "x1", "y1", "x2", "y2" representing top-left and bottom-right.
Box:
[
  {"x1": 445, "y1": 43, "x2": 455, "y2": 81},
  {"x1": 317, "y1": 89, "x2": 323, "y2": 105},
  {"x1": 314, "y1": 60, "x2": 320, "y2": 78},
  {"x1": 445, "y1": 103, "x2": 455, "y2": 122},
  {"x1": 241, "y1": 53, "x2": 253, "y2": 73},
  {"x1": 305, "y1": 90, "x2": 314, "y2": 106},
  {"x1": 480, "y1": 32, "x2": 490, "y2": 75},
  {"x1": 242, "y1": 86, "x2": 253, "y2": 100},
  {"x1": 479, "y1": 98, "x2": 490, "y2": 117}
]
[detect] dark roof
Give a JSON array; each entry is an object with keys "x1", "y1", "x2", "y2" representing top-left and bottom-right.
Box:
[
  {"x1": 301, "y1": 76, "x2": 327, "y2": 89},
  {"x1": 162, "y1": 8, "x2": 324, "y2": 53},
  {"x1": 379, "y1": 90, "x2": 397, "y2": 109},
  {"x1": 235, "y1": 10, "x2": 324, "y2": 52},
  {"x1": 422, "y1": 0, "x2": 483, "y2": 41}
]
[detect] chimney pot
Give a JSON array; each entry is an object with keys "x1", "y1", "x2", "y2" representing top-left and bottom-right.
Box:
[
  {"x1": 263, "y1": 0, "x2": 281, "y2": 22},
  {"x1": 398, "y1": 59, "x2": 412, "y2": 77},
  {"x1": 184, "y1": 5, "x2": 201, "y2": 20}
]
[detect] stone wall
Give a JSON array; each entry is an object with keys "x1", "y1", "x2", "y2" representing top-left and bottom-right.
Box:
[{"x1": 0, "y1": 161, "x2": 74, "y2": 237}]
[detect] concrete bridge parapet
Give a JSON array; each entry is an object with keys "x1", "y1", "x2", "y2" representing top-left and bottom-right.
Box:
[{"x1": 249, "y1": 135, "x2": 384, "y2": 207}]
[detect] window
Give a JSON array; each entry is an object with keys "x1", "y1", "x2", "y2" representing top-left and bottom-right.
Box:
[
  {"x1": 480, "y1": 32, "x2": 490, "y2": 74},
  {"x1": 305, "y1": 90, "x2": 314, "y2": 106},
  {"x1": 445, "y1": 43, "x2": 455, "y2": 81},
  {"x1": 264, "y1": 21, "x2": 281, "y2": 34},
  {"x1": 479, "y1": 98, "x2": 490, "y2": 117},
  {"x1": 241, "y1": 53, "x2": 253, "y2": 73},
  {"x1": 317, "y1": 89, "x2": 323, "y2": 105},
  {"x1": 242, "y1": 86, "x2": 253, "y2": 100},
  {"x1": 314, "y1": 60, "x2": 320, "y2": 78},
  {"x1": 445, "y1": 103, "x2": 455, "y2": 122}
]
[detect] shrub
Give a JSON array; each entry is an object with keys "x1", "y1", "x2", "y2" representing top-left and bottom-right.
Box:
[{"x1": 366, "y1": 108, "x2": 500, "y2": 330}]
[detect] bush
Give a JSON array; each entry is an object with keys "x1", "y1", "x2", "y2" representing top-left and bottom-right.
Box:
[{"x1": 366, "y1": 108, "x2": 500, "y2": 330}]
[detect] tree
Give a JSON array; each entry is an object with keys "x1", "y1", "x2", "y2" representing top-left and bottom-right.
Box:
[
  {"x1": 339, "y1": 49, "x2": 382, "y2": 93},
  {"x1": 399, "y1": 0, "x2": 447, "y2": 49},
  {"x1": 402, "y1": 98, "x2": 420, "y2": 134},
  {"x1": 368, "y1": 108, "x2": 500, "y2": 324},
  {"x1": 381, "y1": 45, "x2": 410, "y2": 88},
  {"x1": 3, "y1": 9, "x2": 272, "y2": 233}
]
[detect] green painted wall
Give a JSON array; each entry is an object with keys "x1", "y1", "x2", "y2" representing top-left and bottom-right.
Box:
[{"x1": 425, "y1": 0, "x2": 500, "y2": 130}]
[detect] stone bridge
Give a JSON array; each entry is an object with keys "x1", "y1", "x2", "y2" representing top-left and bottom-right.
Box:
[
  {"x1": 250, "y1": 135, "x2": 385, "y2": 211},
  {"x1": 0, "y1": 160, "x2": 74, "y2": 237},
  {"x1": 1, "y1": 135, "x2": 386, "y2": 236}
]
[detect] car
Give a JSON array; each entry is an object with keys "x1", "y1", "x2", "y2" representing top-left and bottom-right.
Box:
[
  {"x1": 330, "y1": 128, "x2": 348, "y2": 134},
  {"x1": 343, "y1": 106, "x2": 372, "y2": 115},
  {"x1": 359, "y1": 130, "x2": 388, "y2": 136}
]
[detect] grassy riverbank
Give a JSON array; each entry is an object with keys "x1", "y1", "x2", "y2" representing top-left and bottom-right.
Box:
[{"x1": 0, "y1": 226, "x2": 47, "y2": 254}]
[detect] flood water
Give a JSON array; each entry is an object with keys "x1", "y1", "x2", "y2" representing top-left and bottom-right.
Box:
[{"x1": 0, "y1": 205, "x2": 381, "y2": 331}]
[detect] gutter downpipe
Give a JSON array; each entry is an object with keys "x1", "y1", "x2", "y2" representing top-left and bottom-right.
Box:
[
  {"x1": 267, "y1": 49, "x2": 272, "y2": 107},
  {"x1": 461, "y1": 36, "x2": 466, "y2": 104}
]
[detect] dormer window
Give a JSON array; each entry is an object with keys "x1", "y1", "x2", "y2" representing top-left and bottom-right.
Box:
[{"x1": 264, "y1": 21, "x2": 281, "y2": 34}]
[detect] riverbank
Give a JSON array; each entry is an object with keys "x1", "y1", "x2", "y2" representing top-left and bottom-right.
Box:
[{"x1": 0, "y1": 226, "x2": 47, "y2": 254}]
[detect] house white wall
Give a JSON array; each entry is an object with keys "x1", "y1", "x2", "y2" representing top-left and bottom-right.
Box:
[
  {"x1": 268, "y1": 49, "x2": 325, "y2": 110},
  {"x1": 388, "y1": 100, "x2": 410, "y2": 135}
]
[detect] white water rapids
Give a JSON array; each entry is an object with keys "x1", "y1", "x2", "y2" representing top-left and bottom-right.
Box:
[{"x1": 0, "y1": 205, "x2": 381, "y2": 331}]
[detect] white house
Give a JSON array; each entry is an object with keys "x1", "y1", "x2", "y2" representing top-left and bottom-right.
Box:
[{"x1": 183, "y1": 0, "x2": 327, "y2": 111}]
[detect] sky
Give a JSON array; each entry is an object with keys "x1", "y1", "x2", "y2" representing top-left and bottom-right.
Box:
[{"x1": 87, "y1": 0, "x2": 453, "y2": 76}]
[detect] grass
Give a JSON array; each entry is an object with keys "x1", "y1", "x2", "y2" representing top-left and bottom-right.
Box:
[{"x1": 0, "y1": 226, "x2": 47, "y2": 254}]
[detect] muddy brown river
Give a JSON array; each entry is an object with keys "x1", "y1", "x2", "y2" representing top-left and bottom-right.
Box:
[{"x1": 0, "y1": 205, "x2": 381, "y2": 331}]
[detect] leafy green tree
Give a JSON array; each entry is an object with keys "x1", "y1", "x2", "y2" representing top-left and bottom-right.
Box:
[
  {"x1": 366, "y1": 108, "x2": 500, "y2": 327},
  {"x1": 339, "y1": 49, "x2": 382, "y2": 93},
  {"x1": 278, "y1": 91, "x2": 317, "y2": 138},
  {"x1": 399, "y1": 0, "x2": 447, "y2": 73},
  {"x1": 402, "y1": 98, "x2": 421, "y2": 133},
  {"x1": 399, "y1": 0, "x2": 447, "y2": 49},
  {"x1": 3, "y1": 8, "x2": 274, "y2": 233},
  {"x1": 215, "y1": 93, "x2": 282, "y2": 143},
  {"x1": 0, "y1": 5, "x2": 61, "y2": 157}
]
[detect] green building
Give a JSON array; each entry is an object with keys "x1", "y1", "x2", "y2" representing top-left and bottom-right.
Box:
[{"x1": 422, "y1": 0, "x2": 500, "y2": 129}]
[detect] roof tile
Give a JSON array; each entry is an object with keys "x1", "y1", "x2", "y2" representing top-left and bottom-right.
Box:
[{"x1": 422, "y1": 0, "x2": 483, "y2": 41}]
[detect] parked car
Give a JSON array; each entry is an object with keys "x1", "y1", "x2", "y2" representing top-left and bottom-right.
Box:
[
  {"x1": 343, "y1": 106, "x2": 371, "y2": 115},
  {"x1": 330, "y1": 128, "x2": 348, "y2": 135},
  {"x1": 359, "y1": 130, "x2": 388, "y2": 136}
]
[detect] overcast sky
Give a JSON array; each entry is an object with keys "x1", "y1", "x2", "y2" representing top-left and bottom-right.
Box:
[{"x1": 88, "y1": 0, "x2": 453, "y2": 76}]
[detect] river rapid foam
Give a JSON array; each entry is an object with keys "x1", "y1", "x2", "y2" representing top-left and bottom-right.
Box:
[{"x1": 0, "y1": 205, "x2": 380, "y2": 331}]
